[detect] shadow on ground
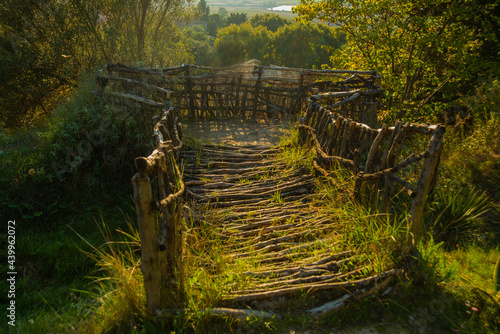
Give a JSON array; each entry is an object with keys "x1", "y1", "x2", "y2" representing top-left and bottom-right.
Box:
[{"x1": 182, "y1": 117, "x2": 291, "y2": 146}]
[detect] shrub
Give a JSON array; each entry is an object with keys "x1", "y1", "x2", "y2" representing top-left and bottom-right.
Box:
[
  {"x1": 428, "y1": 185, "x2": 490, "y2": 249},
  {"x1": 0, "y1": 70, "x2": 154, "y2": 223}
]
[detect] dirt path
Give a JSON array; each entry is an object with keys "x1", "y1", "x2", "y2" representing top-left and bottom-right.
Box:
[{"x1": 182, "y1": 117, "x2": 292, "y2": 146}]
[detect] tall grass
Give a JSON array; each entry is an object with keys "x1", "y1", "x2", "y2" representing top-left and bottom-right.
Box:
[
  {"x1": 75, "y1": 217, "x2": 147, "y2": 333},
  {"x1": 428, "y1": 185, "x2": 490, "y2": 249},
  {"x1": 6, "y1": 214, "x2": 145, "y2": 334},
  {"x1": 8, "y1": 87, "x2": 500, "y2": 332}
]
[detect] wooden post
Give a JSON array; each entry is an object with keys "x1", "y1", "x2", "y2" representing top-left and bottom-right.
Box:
[
  {"x1": 184, "y1": 65, "x2": 195, "y2": 118},
  {"x1": 132, "y1": 172, "x2": 161, "y2": 314},
  {"x1": 225, "y1": 83, "x2": 230, "y2": 117},
  {"x1": 162, "y1": 200, "x2": 184, "y2": 305},
  {"x1": 252, "y1": 66, "x2": 263, "y2": 118},
  {"x1": 296, "y1": 72, "x2": 304, "y2": 114},
  {"x1": 407, "y1": 126, "x2": 445, "y2": 248},
  {"x1": 235, "y1": 74, "x2": 242, "y2": 116}
]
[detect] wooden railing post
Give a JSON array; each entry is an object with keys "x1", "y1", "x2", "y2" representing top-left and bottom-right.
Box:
[
  {"x1": 297, "y1": 72, "x2": 305, "y2": 112},
  {"x1": 132, "y1": 172, "x2": 161, "y2": 315},
  {"x1": 252, "y1": 66, "x2": 263, "y2": 118},
  {"x1": 133, "y1": 142, "x2": 186, "y2": 314},
  {"x1": 407, "y1": 126, "x2": 445, "y2": 247},
  {"x1": 184, "y1": 65, "x2": 195, "y2": 118}
]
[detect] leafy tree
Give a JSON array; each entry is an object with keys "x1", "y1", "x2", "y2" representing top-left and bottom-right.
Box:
[
  {"x1": 183, "y1": 27, "x2": 216, "y2": 66},
  {"x1": 214, "y1": 21, "x2": 344, "y2": 68},
  {"x1": 98, "y1": 0, "x2": 191, "y2": 66},
  {"x1": 218, "y1": 7, "x2": 228, "y2": 17},
  {"x1": 0, "y1": 0, "x2": 193, "y2": 129},
  {"x1": 250, "y1": 13, "x2": 290, "y2": 32},
  {"x1": 207, "y1": 14, "x2": 227, "y2": 36},
  {"x1": 273, "y1": 22, "x2": 345, "y2": 69},
  {"x1": 294, "y1": 0, "x2": 500, "y2": 121},
  {"x1": 214, "y1": 23, "x2": 271, "y2": 66},
  {"x1": 227, "y1": 12, "x2": 247, "y2": 25},
  {"x1": 197, "y1": 0, "x2": 210, "y2": 21},
  {"x1": 0, "y1": 0, "x2": 90, "y2": 128}
]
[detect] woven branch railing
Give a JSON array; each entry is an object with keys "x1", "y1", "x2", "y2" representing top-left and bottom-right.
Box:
[
  {"x1": 99, "y1": 62, "x2": 382, "y2": 122},
  {"x1": 299, "y1": 93, "x2": 445, "y2": 242},
  {"x1": 131, "y1": 107, "x2": 186, "y2": 314},
  {"x1": 114, "y1": 63, "x2": 443, "y2": 316}
]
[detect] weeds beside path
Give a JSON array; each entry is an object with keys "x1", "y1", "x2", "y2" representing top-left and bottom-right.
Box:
[{"x1": 3, "y1": 117, "x2": 499, "y2": 333}]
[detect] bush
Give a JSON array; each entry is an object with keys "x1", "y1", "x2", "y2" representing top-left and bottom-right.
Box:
[
  {"x1": 0, "y1": 71, "x2": 153, "y2": 223},
  {"x1": 428, "y1": 185, "x2": 490, "y2": 249},
  {"x1": 437, "y1": 80, "x2": 500, "y2": 246}
]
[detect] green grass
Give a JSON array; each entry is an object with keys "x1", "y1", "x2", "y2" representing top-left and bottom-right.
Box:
[
  {"x1": 5, "y1": 137, "x2": 499, "y2": 334},
  {"x1": 142, "y1": 130, "x2": 407, "y2": 332},
  {"x1": 2, "y1": 206, "x2": 137, "y2": 334},
  {"x1": 4, "y1": 81, "x2": 500, "y2": 333}
]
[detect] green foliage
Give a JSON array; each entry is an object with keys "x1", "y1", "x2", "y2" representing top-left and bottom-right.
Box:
[
  {"x1": 0, "y1": 0, "x2": 85, "y2": 129},
  {"x1": 494, "y1": 256, "x2": 500, "y2": 294},
  {"x1": 215, "y1": 23, "x2": 272, "y2": 65},
  {"x1": 294, "y1": 0, "x2": 500, "y2": 122},
  {"x1": 184, "y1": 27, "x2": 217, "y2": 65},
  {"x1": 249, "y1": 13, "x2": 290, "y2": 32},
  {"x1": 443, "y1": 83, "x2": 500, "y2": 201},
  {"x1": 438, "y1": 82, "x2": 500, "y2": 246},
  {"x1": 217, "y1": 7, "x2": 228, "y2": 17},
  {"x1": 207, "y1": 14, "x2": 227, "y2": 36},
  {"x1": 0, "y1": 126, "x2": 62, "y2": 223},
  {"x1": 461, "y1": 288, "x2": 500, "y2": 333},
  {"x1": 227, "y1": 12, "x2": 247, "y2": 25},
  {"x1": 197, "y1": 0, "x2": 210, "y2": 21},
  {"x1": 94, "y1": 0, "x2": 193, "y2": 66},
  {"x1": 412, "y1": 237, "x2": 451, "y2": 285},
  {"x1": 46, "y1": 72, "x2": 150, "y2": 189},
  {"x1": 0, "y1": 0, "x2": 193, "y2": 129},
  {"x1": 214, "y1": 21, "x2": 346, "y2": 67},
  {"x1": 0, "y1": 204, "x2": 134, "y2": 333},
  {"x1": 273, "y1": 22, "x2": 345, "y2": 69},
  {"x1": 455, "y1": 119, "x2": 500, "y2": 186},
  {"x1": 78, "y1": 218, "x2": 146, "y2": 333},
  {"x1": 428, "y1": 185, "x2": 490, "y2": 249},
  {"x1": 0, "y1": 72, "x2": 149, "y2": 223}
]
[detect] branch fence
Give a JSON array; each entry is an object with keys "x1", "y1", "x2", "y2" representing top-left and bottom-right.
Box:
[
  {"x1": 100, "y1": 62, "x2": 382, "y2": 124},
  {"x1": 98, "y1": 62, "x2": 445, "y2": 315},
  {"x1": 299, "y1": 92, "x2": 445, "y2": 242},
  {"x1": 131, "y1": 108, "x2": 186, "y2": 312}
]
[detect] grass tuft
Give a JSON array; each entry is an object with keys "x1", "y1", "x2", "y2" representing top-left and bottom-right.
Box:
[
  {"x1": 75, "y1": 217, "x2": 147, "y2": 333},
  {"x1": 428, "y1": 185, "x2": 491, "y2": 249}
]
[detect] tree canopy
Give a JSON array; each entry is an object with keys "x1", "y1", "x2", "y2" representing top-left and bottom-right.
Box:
[
  {"x1": 294, "y1": 0, "x2": 500, "y2": 120},
  {"x1": 0, "y1": 0, "x2": 192, "y2": 129},
  {"x1": 197, "y1": 0, "x2": 210, "y2": 21},
  {"x1": 227, "y1": 12, "x2": 248, "y2": 25},
  {"x1": 273, "y1": 22, "x2": 345, "y2": 69},
  {"x1": 215, "y1": 23, "x2": 272, "y2": 66},
  {"x1": 214, "y1": 21, "x2": 345, "y2": 68},
  {"x1": 207, "y1": 14, "x2": 228, "y2": 36},
  {"x1": 249, "y1": 13, "x2": 290, "y2": 32}
]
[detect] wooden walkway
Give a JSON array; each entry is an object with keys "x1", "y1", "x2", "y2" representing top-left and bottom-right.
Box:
[
  {"x1": 120, "y1": 63, "x2": 441, "y2": 316},
  {"x1": 180, "y1": 143, "x2": 399, "y2": 317}
]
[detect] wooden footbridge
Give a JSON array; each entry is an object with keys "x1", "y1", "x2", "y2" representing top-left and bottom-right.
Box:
[{"x1": 99, "y1": 63, "x2": 444, "y2": 320}]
